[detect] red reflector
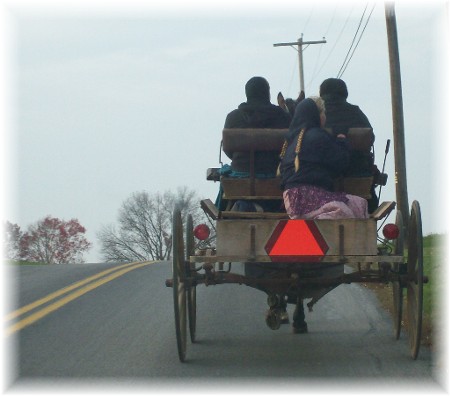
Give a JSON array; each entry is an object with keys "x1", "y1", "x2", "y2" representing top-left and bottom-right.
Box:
[
  {"x1": 382, "y1": 223, "x2": 399, "y2": 240},
  {"x1": 194, "y1": 224, "x2": 210, "y2": 240}
]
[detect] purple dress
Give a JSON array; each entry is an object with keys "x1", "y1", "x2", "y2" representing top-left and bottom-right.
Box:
[{"x1": 283, "y1": 185, "x2": 368, "y2": 219}]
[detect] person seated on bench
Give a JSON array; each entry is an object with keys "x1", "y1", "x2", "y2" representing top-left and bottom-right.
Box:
[
  {"x1": 223, "y1": 78, "x2": 291, "y2": 325},
  {"x1": 224, "y1": 76, "x2": 291, "y2": 174},
  {"x1": 319, "y1": 77, "x2": 372, "y2": 137},
  {"x1": 319, "y1": 78, "x2": 380, "y2": 212},
  {"x1": 279, "y1": 96, "x2": 369, "y2": 220},
  {"x1": 219, "y1": 76, "x2": 291, "y2": 212}
]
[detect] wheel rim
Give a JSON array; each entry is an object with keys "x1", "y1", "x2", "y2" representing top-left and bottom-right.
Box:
[
  {"x1": 406, "y1": 201, "x2": 423, "y2": 360},
  {"x1": 172, "y1": 208, "x2": 187, "y2": 362},
  {"x1": 185, "y1": 214, "x2": 197, "y2": 343},
  {"x1": 392, "y1": 210, "x2": 404, "y2": 340}
]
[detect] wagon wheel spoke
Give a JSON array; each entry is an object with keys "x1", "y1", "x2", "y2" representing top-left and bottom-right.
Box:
[
  {"x1": 185, "y1": 214, "x2": 197, "y2": 343},
  {"x1": 392, "y1": 210, "x2": 404, "y2": 340},
  {"x1": 406, "y1": 201, "x2": 423, "y2": 360},
  {"x1": 172, "y1": 208, "x2": 187, "y2": 362}
]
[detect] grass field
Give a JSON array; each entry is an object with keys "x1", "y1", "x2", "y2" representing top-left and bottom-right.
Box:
[{"x1": 365, "y1": 233, "x2": 446, "y2": 348}]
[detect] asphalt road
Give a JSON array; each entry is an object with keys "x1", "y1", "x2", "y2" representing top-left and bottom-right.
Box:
[{"x1": 4, "y1": 261, "x2": 443, "y2": 392}]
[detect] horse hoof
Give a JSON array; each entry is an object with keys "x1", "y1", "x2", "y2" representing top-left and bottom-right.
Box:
[
  {"x1": 265, "y1": 309, "x2": 281, "y2": 330},
  {"x1": 292, "y1": 322, "x2": 308, "y2": 334}
]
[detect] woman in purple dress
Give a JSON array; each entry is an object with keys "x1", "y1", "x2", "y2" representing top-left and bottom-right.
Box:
[{"x1": 279, "y1": 96, "x2": 368, "y2": 219}]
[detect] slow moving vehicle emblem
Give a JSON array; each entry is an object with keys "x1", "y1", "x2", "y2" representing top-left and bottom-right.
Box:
[{"x1": 265, "y1": 220, "x2": 329, "y2": 261}]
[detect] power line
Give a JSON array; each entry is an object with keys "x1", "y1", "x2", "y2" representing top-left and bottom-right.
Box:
[
  {"x1": 302, "y1": 6, "x2": 316, "y2": 35},
  {"x1": 337, "y1": 3, "x2": 369, "y2": 78},
  {"x1": 307, "y1": 6, "x2": 354, "y2": 88},
  {"x1": 285, "y1": 54, "x2": 297, "y2": 96},
  {"x1": 323, "y1": 4, "x2": 338, "y2": 37},
  {"x1": 306, "y1": 41, "x2": 325, "y2": 92},
  {"x1": 337, "y1": 3, "x2": 376, "y2": 78}
]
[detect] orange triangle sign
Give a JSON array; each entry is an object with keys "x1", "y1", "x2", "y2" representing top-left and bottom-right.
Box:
[{"x1": 265, "y1": 220, "x2": 328, "y2": 262}]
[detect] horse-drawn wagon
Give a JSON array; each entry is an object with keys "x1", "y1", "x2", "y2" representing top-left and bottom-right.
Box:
[{"x1": 166, "y1": 127, "x2": 426, "y2": 362}]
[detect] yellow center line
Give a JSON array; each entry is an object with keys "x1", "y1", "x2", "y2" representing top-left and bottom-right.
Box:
[
  {"x1": 5, "y1": 261, "x2": 141, "y2": 322},
  {"x1": 5, "y1": 261, "x2": 156, "y2": 336}
]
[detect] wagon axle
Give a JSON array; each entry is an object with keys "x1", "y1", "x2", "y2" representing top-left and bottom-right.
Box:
[{"x1": 166, "y1": 263, "x2": 427, "y2": 289}]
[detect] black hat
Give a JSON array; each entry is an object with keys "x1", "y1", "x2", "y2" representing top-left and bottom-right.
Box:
[
  {"x1": 319, "y1": 78, "x2": 348, "y2": 99},
  {"x1": 245, "y1": 77, "x2": 270, "y2": 102}
]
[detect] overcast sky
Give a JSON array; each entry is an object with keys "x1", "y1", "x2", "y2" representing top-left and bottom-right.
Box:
[{"x1": 1, "y1": 0, "x2": 448, "y2": 262}]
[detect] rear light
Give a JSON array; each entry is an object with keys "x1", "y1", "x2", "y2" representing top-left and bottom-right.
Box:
[
  {"x1": 382, "y1": 223, "x2": 399, "y2": 240},
  {"x1": 194, "y1": 224, "x2": 210, "y2": 240}
]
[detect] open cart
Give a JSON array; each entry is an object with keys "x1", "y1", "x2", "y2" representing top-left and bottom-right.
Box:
[{"x1": 166, "y1": 127, "x2": 427, "y2": 362}]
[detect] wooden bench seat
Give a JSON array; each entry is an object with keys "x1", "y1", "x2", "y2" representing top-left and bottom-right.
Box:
[
  {"x1": 345, "y1": 128, "x2": 375, "y2": 151},
  {"x1": 221, "y1": 177, "x2": 282, "y2": 199},
  {"x1": 221, "y1": 128, "x2": 287, "y2": 200},
  {"x1": 334, "y1": 176, "x2": 374, "y2": 199},
  {"x1": 222, "y1": 128, "x2": 287, "y2": 153},
  {"x1": 222, "y1": 127, "x2": 374, "y2": 153},
  {"x1": 208, "y1": 127, "x2": 376, "y2": 204}
]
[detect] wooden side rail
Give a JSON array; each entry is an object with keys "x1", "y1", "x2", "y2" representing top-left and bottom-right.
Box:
[
  {"x1": 201, "y1": 199, "x2": 396, "y2": 222},
  {"x1": 200, "y1": 199, "x2": 288, "y2": 220},
  {"x1": 201, "y1": 199, "x2": 220, "y2": 220},
  {"x1": 220, "y1": 211, "x2": 289, "y2": 220},
  {"x1": 370, "y1": 201, "x2": 396, "y2": 221}
]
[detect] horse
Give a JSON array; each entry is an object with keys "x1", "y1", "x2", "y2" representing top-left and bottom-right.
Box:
[{"x1": 277, "y1": 91, "x2": 305, "y2": 117}]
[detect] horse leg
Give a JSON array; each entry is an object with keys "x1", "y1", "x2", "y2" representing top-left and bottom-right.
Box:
[
  {"x1": 292, "y1": 296, "x2": 308, "y2": 333},
  {"x1": 265, "y1": 293, "x2": 290, "y2": 330},
  {"x1": 280, "y1": 295, "x2": 289, "y2": 324}
]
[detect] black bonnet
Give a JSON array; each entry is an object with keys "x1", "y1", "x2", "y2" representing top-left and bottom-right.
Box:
[{"x1": 286, "y1": 98, "x2": 321, "y2": 141}]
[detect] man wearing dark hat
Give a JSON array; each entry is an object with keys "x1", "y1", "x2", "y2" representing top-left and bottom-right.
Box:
[
  {"x1": 320, "y1": 77, "x2": 380, "y2": 213},
  {"x1": 224, "y1": 76, "x2": 291, "y2": 174},
  {"x1": 222, "y1": 77, "x2": 292, "y2": 328},
  {"x1": 319, "y1": 77, "x2": 372, "y2": 135}
]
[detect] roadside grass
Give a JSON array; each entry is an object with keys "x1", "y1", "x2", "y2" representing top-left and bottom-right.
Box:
[{"x1": 365, "y1": 233, "x2": 446, "y2": 349}]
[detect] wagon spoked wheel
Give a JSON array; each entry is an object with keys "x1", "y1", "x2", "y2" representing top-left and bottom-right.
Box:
[
  {"x1": 172, "y1": 208, "x2": 187, "y2": 362},
  {"x1": 185, "y1": 214, "x2": 197, "y2": 343},
  {"x1": 392, "y1": 210, "x2": 404, "y2": 340},
  {"x1": 406, "y1": 201, "x2": 424, "y2": 360}
]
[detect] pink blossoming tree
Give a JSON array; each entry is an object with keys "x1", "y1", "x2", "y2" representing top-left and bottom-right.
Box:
[{"x1": 19, "y1": 216, "x2": 92, "y2": 264}]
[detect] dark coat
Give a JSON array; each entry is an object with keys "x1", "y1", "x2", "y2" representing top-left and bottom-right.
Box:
[
  {"x1": 280, "y1": 98, "x2": 350, "y2": 191},
  {"x1": 224, "y1": 100, "x2": 291, "y2": 174},
  {"x1": 322, "y1": 94, "x2": 372, "y2": 136},
  {"x1": 322, "y1": 94, "x2": 374, "y2": 177}
]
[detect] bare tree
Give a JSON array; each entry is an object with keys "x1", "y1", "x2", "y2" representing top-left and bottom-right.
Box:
[
  {"x1": 3, "y1": 221, "x2": 23, "y2": 260},
  {"x1": 98, "y1": 187, "x2": 209, "y2": 262}
]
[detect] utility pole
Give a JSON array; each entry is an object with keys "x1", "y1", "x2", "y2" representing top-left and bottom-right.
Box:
[
  {"x1": 385, "y1": 2, "x2": 409, "y2": 238},
  {"x1": 273, "y1": 34, "x2": 326, "y2": 94}
]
